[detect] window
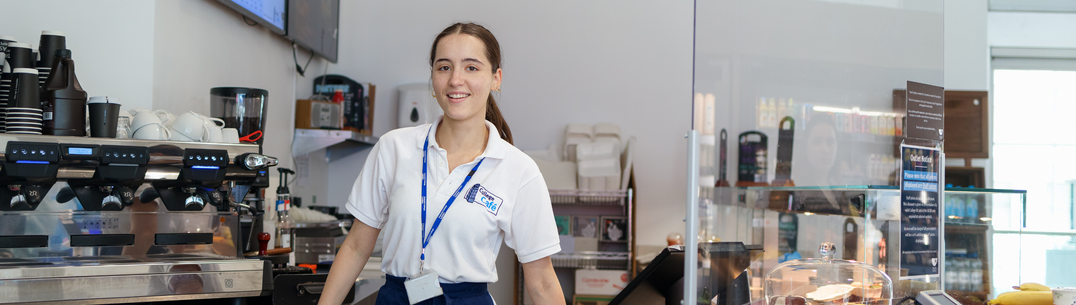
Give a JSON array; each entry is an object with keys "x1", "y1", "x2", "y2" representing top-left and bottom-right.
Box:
[{"x1": 992, "y1": 68, "x2": 1076, "y2": 289}]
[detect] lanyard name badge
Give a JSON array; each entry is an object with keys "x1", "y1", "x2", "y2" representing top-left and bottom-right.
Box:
[{"x1": 404, "y1": 126, "x2": 485, "y2": 304}]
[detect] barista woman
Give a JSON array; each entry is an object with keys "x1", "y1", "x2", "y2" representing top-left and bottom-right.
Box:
[{"x1": 318, "y1": 23, "x2": 565, "y2": 305}]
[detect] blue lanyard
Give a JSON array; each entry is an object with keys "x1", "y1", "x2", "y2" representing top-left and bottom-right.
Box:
[{"x1": 421, "y1": 126, "x2": 485, "y2": 263}]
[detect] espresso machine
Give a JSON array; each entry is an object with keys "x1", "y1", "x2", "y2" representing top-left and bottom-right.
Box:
[{"x1": 0, "y1": 134, "x2": 277, "y2": 304}]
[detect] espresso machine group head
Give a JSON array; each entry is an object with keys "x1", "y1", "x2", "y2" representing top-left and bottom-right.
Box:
[
  {"x1": 147, "y1": 148, "x2": 234, "y2": 212},
  {"x1": 54, "y1": 144, "x2": 149, "y2": 211}
]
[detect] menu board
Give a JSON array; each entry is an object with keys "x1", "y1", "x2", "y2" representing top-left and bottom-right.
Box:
[
  {"x1": 905, "y1": 81, "x2": 945, "y2": 141},
  {"x1": 900, "y1": 144, "x2": 941, "y2": 277}
]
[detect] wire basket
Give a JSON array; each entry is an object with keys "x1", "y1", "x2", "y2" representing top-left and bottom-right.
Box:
[
  {"x1": 550, "y1": 251, "x2": 630, "y2": 269},
  {"x1": 548, "y1": 189, "x2": 628, "y2": 206}
]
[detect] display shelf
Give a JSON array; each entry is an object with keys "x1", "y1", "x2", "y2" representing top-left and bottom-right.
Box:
[
  {"x1": 550, "y1": 251, "x2": 630, "y2": 269},
  {"x1": 549, "y1": 189, "x2": 629, "y2": 206},
  {"x1": 519, "y1": 187, "x2": 634, "y2": 304},
  {"x1": 292, "y1": 129, "x2": 379, "y2": 161}
]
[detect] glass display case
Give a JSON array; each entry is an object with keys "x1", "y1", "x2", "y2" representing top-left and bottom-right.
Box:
[
  {"x1": 688, "y1": 0, "x2": 946, "y2": 302},
  {"x1": 765, "y1": 242, "x2": 893, "y2": 304},
  {"x1": 693, "y1": 186, "x2": 1025, "y2": 304}
]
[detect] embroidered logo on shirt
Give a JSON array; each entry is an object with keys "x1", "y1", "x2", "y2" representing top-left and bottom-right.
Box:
[{"x1": 466, "y1": 184, "x2": 503, "y2": 216}]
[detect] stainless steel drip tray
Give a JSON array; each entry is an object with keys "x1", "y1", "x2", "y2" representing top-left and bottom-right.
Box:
[{"x1": 0, "y1": 255, "x2": 267, "y2": 304}]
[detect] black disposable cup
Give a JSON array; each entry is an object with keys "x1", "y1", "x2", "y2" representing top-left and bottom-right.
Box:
[
  {"x1": 88, "y1": 102, "x2": 121, "y2": 138},
  {"x1": 9, "y1": 70, "x2": 40, "y2": 109},
  {"x1": 6, "y1": 44, "x2": 34, "y2": 69},
  {"x1": 38, "y1": 32, "x2": 65, "y2": 68}
]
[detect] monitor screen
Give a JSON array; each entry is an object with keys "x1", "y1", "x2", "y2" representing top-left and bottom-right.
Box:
[
  {"x1": 219, "y1": 0, "x2": 287, "y2": 35},
  {"x1": 287, "y1": 0, "x2": 339, "y2": 63}
]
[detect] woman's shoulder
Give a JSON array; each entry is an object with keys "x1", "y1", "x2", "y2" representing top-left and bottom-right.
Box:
[{"x1": 497, "y1": 142, "x2": 542, "y2": 177}]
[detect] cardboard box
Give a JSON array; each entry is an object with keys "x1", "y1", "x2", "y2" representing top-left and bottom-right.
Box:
[
  {"x1": 575, "y1": 269, "x2": 628, "y2": 296},
  {"x1": 295, "y1": 99, "x2": 343, "y2": 129},
  {"x1": 572, "y1": 294, "x2": 614, "y2": 305}
]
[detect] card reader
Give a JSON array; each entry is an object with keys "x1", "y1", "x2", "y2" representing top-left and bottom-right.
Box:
[{"x1": 916, "y1": 290, "x2": 960, "y2": 305}]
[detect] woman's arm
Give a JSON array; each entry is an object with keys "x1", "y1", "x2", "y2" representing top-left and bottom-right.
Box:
[
  {"x1": 318, "y1": 221, "x2": 381, "y2": 305},
  {"x1": 522, "y1": 256, "x2": 565, "y2": 305}
]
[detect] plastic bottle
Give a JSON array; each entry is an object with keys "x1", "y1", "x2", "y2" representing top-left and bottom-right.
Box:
[
  {"x1": 41, "y1": 49, "x2": 87, "y2": 136},
  {"x1": 951, "y1": 195, "x2": 964, "y2": 224},
  {"x1": 944, "y1": 185, "x2": 954, "y2": 220},
  {"x1": 967, "y1": 192, "x2": 979, "y2": 224},
  {"x1": 957, "y1": 254, "x2": 971, "y2": 291},
  {"x1": 332, "y1": 89, "x2": 344, "y2": 104},
  {"x1": 970, "y1": 253, "x2": 983, "y2": 291},
  {"x1": 944, "y1": 254, "x2": 956, "y2": 290}
]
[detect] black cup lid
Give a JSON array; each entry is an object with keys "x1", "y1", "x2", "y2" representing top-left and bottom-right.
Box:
[{"x1": 211, "y1": 87, "x2": 268, "y2": 98}]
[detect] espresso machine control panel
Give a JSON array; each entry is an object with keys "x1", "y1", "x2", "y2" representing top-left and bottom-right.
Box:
[
  {"x1": 1, "y1": 142, "x2": 62, "y2": 210},
  {"x1": 6, "y1": 142, "x2": 61, "y2": 162},
  {"x1": 59, "y1": 144, "x2": 100, "y2": 160},
  {"x1": 99, "y1": 145, "x2": 148, "y2": 165}
]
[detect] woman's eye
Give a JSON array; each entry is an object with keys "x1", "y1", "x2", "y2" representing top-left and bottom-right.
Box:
[
  {"x1": 467, "y1": 66, "x2": 479, "y2": 72},
  {"x1": 437, "y1": 66, "x2": 450, "y2": 71}
]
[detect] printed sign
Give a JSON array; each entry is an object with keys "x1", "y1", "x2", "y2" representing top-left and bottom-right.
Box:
[
  {"x1": 900, "y1": 144, "x2": 941, "y2": 277},
  {"x1": 905, "y1": 81, "x2": 945, "y2": 141}
]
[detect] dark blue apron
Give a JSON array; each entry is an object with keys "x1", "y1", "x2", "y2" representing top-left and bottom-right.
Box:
[{"x1": 375, "y1": 274, "x2": 494, "y2": 305}]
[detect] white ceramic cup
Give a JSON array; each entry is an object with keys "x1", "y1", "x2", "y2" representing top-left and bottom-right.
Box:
[
  {"x1": 169, "y1": 111, "x2": 209, "y2": 142},
  {"x1": 157, "y1": 110, "x2": 175, "y2": 126},
  {"x1": 132, "y1": 122, "x2": 171, "y2": 140},
  {"x1": 130, "y1": 109, "x2": 166, "y2": 132},
  {"x1": 127, "y1": 108, "x2": 149, "y2": 117},
  {"x1": 197, "y1": 114, "x2": 225, "y2": 143},
  {"x1": 1055, "y1": 288, "x2": 1076, "y2": 305},
  {"x1": 222, "y1": 128, "x2": 240, "y2": 144}
]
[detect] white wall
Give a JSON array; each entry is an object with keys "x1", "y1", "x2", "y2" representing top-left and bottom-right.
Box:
[
  {"x1": 295, "y1": 1, "x2": 696, "y2": 248},
  {"x1": 989, "y1": 12, "x2": 1076, "y2": 49},
  {"x1": 945, "y1": 0, "x2": 990, "y2": 90},
  {"x1": 0, "y1": 0, "x2": 156, "y2": 110}
]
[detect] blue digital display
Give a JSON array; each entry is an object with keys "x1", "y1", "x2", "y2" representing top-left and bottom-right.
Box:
[
  {"x1": 191, "y1": 165, "x2": 220, "y2": 170},
  {"x1": 68, "y1": 147, "x2": 93, "y2": 155}
]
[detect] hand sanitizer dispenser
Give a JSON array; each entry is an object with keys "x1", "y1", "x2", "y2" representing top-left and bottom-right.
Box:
[{"x1": 397, "y1": 83, "x2": 443, "y2": 128}]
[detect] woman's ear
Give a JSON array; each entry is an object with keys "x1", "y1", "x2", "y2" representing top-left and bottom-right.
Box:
[{"x1": 492, "y1": 68, "x2": 503, "y2": 91}]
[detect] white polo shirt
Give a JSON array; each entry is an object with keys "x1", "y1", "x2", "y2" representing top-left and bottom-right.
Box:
[{"x1": 346, "y1": 118, "x2": 561, "y2": 283}]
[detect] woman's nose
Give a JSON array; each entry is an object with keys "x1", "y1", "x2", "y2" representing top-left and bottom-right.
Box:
[{"x1": 448, "y1": 70, "x2": 465, "y2": 86}]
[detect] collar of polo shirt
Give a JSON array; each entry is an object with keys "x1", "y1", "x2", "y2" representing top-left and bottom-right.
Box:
[{"x1": 416, "y1": 115, "x2": 508, "y2": 160}]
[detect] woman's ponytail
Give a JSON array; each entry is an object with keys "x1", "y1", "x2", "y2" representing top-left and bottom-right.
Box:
[{"x1": 486, "y1": 95, "x2": 513, "y2": 145}]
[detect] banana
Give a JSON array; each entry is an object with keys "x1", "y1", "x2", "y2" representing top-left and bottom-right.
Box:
[
  {"x1": 987, "y1": 290, "x2": 1052, "y2": 305},
  {"x1": 1014, "y1": 282, "x2": 1051, "y2": 292}
]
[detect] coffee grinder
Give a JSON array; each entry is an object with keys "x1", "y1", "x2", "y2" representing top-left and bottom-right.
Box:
[{"x1": 209, "y1": 87, "x2": 273, "y2": 253}]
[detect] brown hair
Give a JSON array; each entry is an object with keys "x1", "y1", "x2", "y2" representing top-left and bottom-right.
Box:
[{"x1": 429, "y1": 22, "x2": 513, "y2": 145}]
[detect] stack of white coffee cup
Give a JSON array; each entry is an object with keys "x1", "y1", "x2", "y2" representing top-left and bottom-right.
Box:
[{"x1": 126, "y1": 108, "x2": 239, "y2": 143}]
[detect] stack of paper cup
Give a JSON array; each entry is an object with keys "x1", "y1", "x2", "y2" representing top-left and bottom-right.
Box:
[{"x1": 7, "y1": 68, "x2": 43, "y2": 134}]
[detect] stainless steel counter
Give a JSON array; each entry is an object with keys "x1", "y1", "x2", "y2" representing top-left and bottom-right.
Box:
[{"x1": 0, "y1": 254, "x2": 267, "y2": 304}]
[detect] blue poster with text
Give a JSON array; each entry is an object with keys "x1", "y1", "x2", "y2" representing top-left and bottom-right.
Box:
[{"x1": 900, "y1": 145, "x2": 941, "y2": 277}]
